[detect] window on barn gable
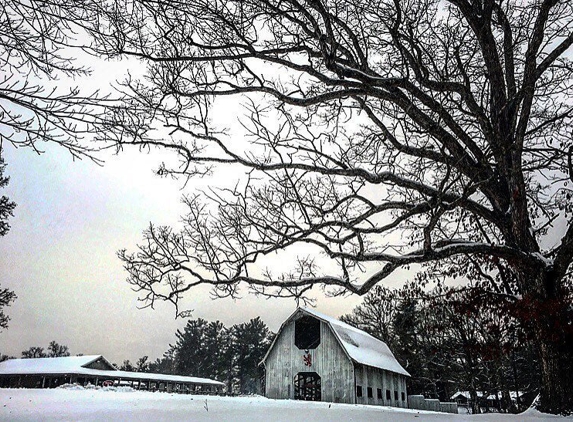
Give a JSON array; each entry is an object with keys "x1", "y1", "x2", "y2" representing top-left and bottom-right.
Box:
[
  {"x1": 394, "y1": 390, "x2": 399, "y2": 401},
  {"x1": 402, "y1": 392, "x2": 405, "y2": 401},
  {"x1": 295, "y1": 316, "x2": 321, "y2": 349},
  {"x1": 356, "y1": 385, "x2": 363, "y2": 397},
  {"x1": 367, "y1": 387, "x2": 373, "y2": 398},
  {"x1": 377, "y1": 388, "x2": 382, "y2": 399},
  {"x1": 386, "y1": 389, "x2": 391, "y2": 400}
]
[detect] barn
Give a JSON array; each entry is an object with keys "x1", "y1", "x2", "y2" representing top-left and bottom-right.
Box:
[{"x1": 261, "y1": 307, "x2": 410, "y2": 407}]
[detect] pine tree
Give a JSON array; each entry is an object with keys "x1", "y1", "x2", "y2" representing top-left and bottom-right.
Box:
[
  {"x1": 47, "y1": 341, "x2": 70, "y2": 357},
  {"x1": 0, "y1": 151, "x2": 17, "y2": 333},
  {"x1": 230, "y1": 317, "x2": 273, "y2": 394}
]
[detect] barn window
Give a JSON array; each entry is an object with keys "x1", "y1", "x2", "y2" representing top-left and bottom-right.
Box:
[
  {"x1": 377, "y1": 388, "x2": 382, "y2": 399},
  {"x1": 367, "y1": 387, "x2": 373, "y2": 398},
  {"x1": 294, "y1": 372, "x2": 321, "y2": 401},
  {"x1": 402, "y1": 392, "x2": 406, "y2": 401},
  {"x1": 356, "y1": 385, "x2": 363, "y2": 397},
  {"x1": 386, "y1": 389, "x2": 391, "y2": 400},
  {"x1": 394, "y1": 390, "x2": 399, "y2": 401},
  {"x1": 295, "y1": 316, "x2": 321, "y2": 349}
]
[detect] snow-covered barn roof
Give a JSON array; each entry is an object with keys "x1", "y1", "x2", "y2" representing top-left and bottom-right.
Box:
[
  {"x1": 263, "y1": 307, "x2": 410, "y2": 377},
  {"x1": 0, "y1": 355, "x2": 224, "y2": 386}
]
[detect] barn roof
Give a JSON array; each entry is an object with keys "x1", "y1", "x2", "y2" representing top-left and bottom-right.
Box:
[
  {"x1": 263, "y1": 307, "x2": 410, "y2": 377},
  {"x1": 0, "y1": 355, "x2": 225, "y2": 386}
]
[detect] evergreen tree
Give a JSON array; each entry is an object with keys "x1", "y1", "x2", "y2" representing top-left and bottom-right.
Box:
[
  {"x1": 0, "y1": 151, "x2": 16, "y2": 238},
  {"x1": 135, "y1": 355, "x2": 150, "y2": 372},
  {"x1": 148, "y1": 348, "x2": 177, "y2": 375},
  {"x1": 344, "y1": 285, "x2": 538, "y2": 412},
  {"x1": 173, "y1": 318, "x2": 230, "y2": 380},
  {"x1": 119, "y1": 360, "x2": 136, "y2": 371},
  {"x1": 0, "y1": 354, "x2": 13, "y2": 362},
  {"x1": 230, "y1": 317, "x2": 273, "y2": 394},
  {"x1": 173, "y1": 318, "x2": 209, "y2": 376},
  {"x1": 47, "y1": 341, "x2": 70, "y2": 357},
  {"x1": 0, "y1": 151, "x2": 17, "y2": 333}
]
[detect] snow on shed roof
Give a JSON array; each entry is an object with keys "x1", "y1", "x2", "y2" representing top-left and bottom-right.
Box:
[
  {"x1": 264, "y1": 307, "x2": 409, "y2": 377},
  {"x1": 0, "y1": 355, "x2": 224, "y2": 386},
  {"x1": 0, "y1": 355, "x2": 109, "y2": 374}
]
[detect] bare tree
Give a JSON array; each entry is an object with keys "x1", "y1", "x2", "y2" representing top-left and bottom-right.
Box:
[
  {"x1": 1, "y1": 0, "x2": 113, "y2": 160},
  {"x1": 21, "y1": 346, "x2": 46, "y2": 359},
  {"x1": 89, "y1": 0, "x2": 573, "y2": 412},
  {"x1": 340, "y1": 285, "x2": 400, "y2": 347}
]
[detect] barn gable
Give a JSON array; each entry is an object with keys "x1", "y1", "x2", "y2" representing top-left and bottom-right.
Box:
[
  {"x1": 263, "y1": 309, "x2": 355, "y2": 403},
  {"x1": 262, "y1": 307, "x2": 409, "y2": 407},
  {"x1": 263, "y1": 307, "x2": 409, "y2": 377}
]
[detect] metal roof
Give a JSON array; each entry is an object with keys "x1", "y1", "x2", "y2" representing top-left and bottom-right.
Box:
[{"x1": 262, "y1": 307, "x2": 410, "y2": 377}]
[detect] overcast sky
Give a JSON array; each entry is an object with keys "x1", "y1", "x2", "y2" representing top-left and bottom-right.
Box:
[
  {"x1": 0, "y1": 30, "x2": 421, "y2": 366},
  {"x1": 0, "y1": 136, "x2": 372, "y2": 364}
]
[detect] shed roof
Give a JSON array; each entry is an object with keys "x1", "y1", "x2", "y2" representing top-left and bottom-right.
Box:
[
  {"x1": 0, "y1": 355, "x2": 224, "y2": 386},
  {"x1": 263, "y1": 307, "x2": 410, "y2": 377},
  {"x1": 0, "y1": 355, "x2": 109, "y2": 374}
]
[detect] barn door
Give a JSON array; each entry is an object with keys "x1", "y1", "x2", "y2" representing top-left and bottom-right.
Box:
[{"x1": 294, "y1": 372, "x2": 321, "y2": 401}]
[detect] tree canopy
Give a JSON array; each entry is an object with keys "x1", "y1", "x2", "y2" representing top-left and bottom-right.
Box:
[
  {"x1": 342, "y1": 284, "x2": 538, "y2": 413},
  {"x1": 83, "y1": 0, "x2": 573, "y2": 412}
]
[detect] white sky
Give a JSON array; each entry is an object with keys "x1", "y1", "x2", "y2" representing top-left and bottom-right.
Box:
[
  {"x1": 0, "y1": 136, "x2": 373, "y2": 364},
  {"x1": 0, "y1": 28, "x2": 418, "y2": 365}
]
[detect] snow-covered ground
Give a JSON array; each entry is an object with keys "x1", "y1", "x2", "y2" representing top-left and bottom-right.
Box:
[{"x1": 0, "y1": 388, "x2": 570, "y2": 421}]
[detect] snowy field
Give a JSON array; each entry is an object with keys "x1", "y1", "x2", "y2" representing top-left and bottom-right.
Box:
[{"x1": 1, "y1": 388, "x2": 571, "y2": 422}]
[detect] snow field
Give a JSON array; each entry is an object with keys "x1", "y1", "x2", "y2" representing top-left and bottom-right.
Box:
[{"x1": 1, "y1": 388, "x2": 571, "y2": 422}]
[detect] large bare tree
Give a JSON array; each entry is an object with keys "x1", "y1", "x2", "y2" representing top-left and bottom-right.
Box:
[{"x1": 88, "y1": 0, "x2": 573, "y2": 413}]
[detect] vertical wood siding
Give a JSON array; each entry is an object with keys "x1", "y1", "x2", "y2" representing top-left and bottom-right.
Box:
[
  {"x1": 354, "y1": 364, "x2": 408, "y2": 408},
  {"x1": 265, "y1": 319, "x2": 355, "y2": 403},
  {"x1": 264, "y1": 314, "x2": 408, "y2": 408}
]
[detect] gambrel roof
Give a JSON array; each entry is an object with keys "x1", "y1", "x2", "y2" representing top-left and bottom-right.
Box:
[{"x1": 263, "y1": 307, "x2": 410, "y2": 377}]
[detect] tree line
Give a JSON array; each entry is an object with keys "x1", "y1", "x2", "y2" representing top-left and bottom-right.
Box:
[
  {"x1": 1, "y1": 317, "x2": 273, "y2": 396},
  {"x1": 342, "y1": 284, "x2": 538, "y2": 414},
  {"x1": 119, "y1": 317, "x2": 274, "y2": 395},
  {"x1": 1, "y1": 341, "x2": 71, "y2": 362}
]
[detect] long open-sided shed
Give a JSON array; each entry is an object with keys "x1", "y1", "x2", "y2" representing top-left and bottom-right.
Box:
[
  {"x1": 261, "y1": 307, "x2": 410, "y2": 407},
  {"x1": 0, "y1": 355, "x2": 224, "y2": 393}
]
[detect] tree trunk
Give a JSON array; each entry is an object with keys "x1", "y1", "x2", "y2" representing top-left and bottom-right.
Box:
[
  {"x1": 537, "y1": 334, "x2": 573, "y2": 414},
  {"x1": 469, "y1": 389, "x2": 480, "y2": 414},
  {"x1": 520, "y1": 268, "x2": 573, "y2": 414}
]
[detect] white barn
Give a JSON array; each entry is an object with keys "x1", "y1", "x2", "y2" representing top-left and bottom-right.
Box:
[{"x1": 261, "y1": 307, "x2": 410, "y2": 407}]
